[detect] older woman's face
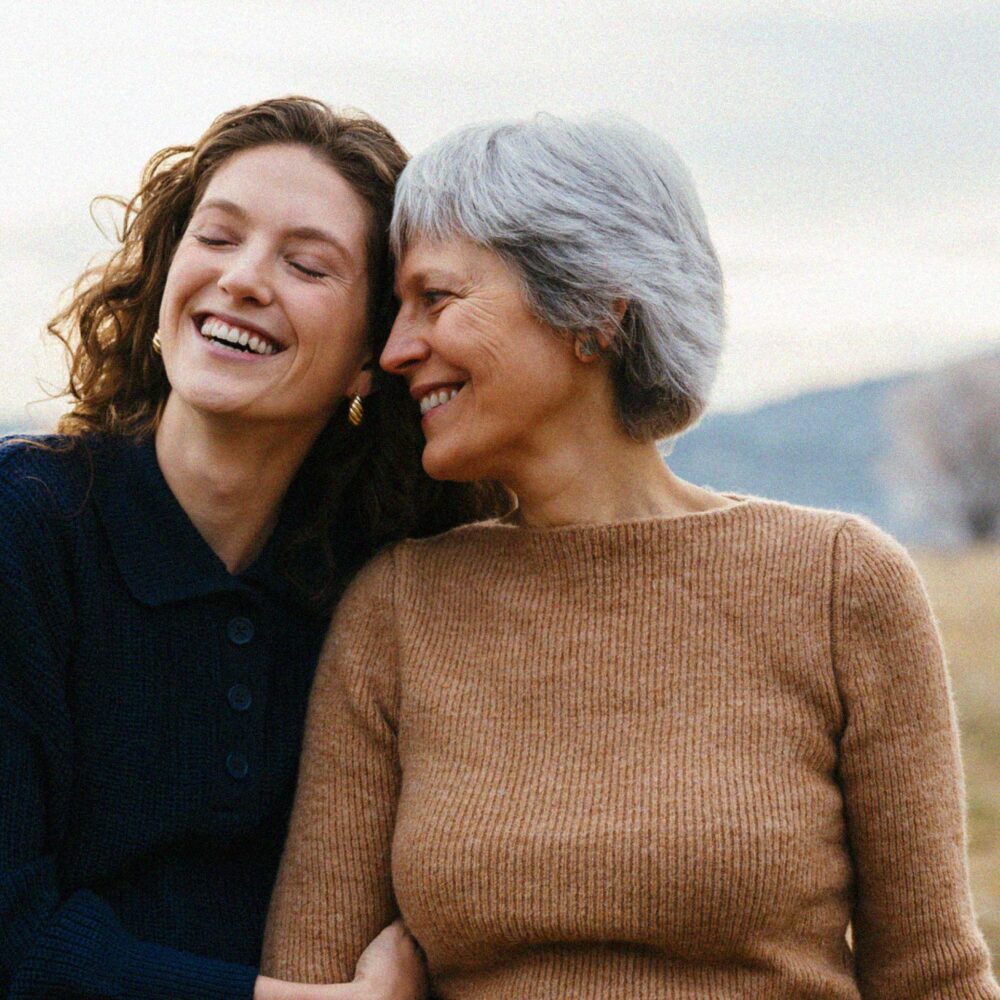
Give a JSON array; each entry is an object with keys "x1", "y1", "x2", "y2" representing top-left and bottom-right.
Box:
[{"x1": 382, "y1": 236, "x2": 583, "y2": 483}]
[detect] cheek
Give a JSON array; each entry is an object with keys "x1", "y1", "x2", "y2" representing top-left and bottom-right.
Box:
[
  {"x1": 435, "y1": 313, "x2": 506, "y2": 375},
  {"x1": 300, "y1": 290, "x2": 370, "y2": 370},
  {"x1": 159, "y1": 252, "x2": 202, "y2": 327},
  {"x1": 314, "y1": 274, "x2": 368, "y2": 331}
]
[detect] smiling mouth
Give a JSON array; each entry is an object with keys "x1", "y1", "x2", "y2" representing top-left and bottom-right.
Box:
[
  {"x1": 197, "y1": 315, "x2": 282, "y2": 356},
  {"x1": 419, "y1": 384, "x2": 465, "y2": 415}
]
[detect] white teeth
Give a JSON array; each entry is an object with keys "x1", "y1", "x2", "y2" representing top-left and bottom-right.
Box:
[
  {"x1": 199, "y1": 315, "x2": 278, "y2": 355},
  {"x1": 420, "y1": 386, "x2": 462, "y2": 414}
]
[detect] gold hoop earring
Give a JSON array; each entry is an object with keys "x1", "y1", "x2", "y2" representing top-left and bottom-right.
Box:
[
  {"x1": 348, "y1": 394, "x2": 364, "y2": 427},
  {"x1": 151, "y1": 331, "x2": 163, "y2": 356}
]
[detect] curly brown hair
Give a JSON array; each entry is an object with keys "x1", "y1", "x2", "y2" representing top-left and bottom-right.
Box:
[{"x1": 46, "y1": 95, "x2": 506, "y2": 607}]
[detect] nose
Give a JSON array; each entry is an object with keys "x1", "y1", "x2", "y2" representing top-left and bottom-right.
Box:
[
  {"x1": 217, "y1": 245, "x2": 274, "y2": 305},
  {"x1": 381, "y1": 309, "x2": 430, "y2": 376}
]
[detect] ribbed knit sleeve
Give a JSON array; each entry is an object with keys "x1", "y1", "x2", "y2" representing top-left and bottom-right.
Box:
[
  {"x1": 0, "y1": 471, "x2": 257, "y2": 1000},
  {"x1": 261, "y1": 550, "x2": 401, "y2": 983},
  {"x1": 831, "y1": 517, "x2": 999, "y2": 999}
]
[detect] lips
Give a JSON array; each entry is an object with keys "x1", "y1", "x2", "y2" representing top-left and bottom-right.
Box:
[{"x1": 196, "y1": 314, "x2": 283, "y2": 356}]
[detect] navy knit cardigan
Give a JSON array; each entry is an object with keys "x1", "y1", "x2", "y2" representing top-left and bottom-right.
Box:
[{"x1": 0, "y1": 434, "x2": 338, "y2": 999}]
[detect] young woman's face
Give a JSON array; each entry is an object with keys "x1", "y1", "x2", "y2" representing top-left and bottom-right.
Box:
[
  {"x1": 158, "y1": 143, "x2": 372, "y2": 435},
  {"x1": 381, "y1": 236, "x2": 584, "y2": 485}
]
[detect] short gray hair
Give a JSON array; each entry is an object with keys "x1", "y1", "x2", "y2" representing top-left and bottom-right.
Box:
[{"x1": 390, "y1": 113, "x2": 725, "y2": 441}]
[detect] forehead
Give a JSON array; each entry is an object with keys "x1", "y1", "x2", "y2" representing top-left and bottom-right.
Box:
[
  {"x1": 198, "y1": 144, "x2": 370, "y2": 247},
  {"x1": 397, "y1": 235, "x2": 511, "y2": 285}
]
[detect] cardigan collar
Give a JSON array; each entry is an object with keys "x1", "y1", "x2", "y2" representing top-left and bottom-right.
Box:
[{"x1": 90, "y1": 434, "x2": 314, "y2": 609}]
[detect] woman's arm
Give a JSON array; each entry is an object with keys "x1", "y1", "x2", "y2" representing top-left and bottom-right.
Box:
[
  {"x1": 254, "y1": 920, "x2": 424, "y2": 1000},
  {"x1": 262, "y1": 550, "x2": 403, "y2": 983},
  {"x1": 831, "y1": 517, "x2": 999, "y2": 998}
]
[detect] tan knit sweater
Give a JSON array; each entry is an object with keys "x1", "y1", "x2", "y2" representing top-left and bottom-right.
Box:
[{"x1": 262, "y1": 498, "x2": 999, "y2": 999}]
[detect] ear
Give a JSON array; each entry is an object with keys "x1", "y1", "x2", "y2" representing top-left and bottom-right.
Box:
[
  {"x1": 574, "y1": 299, "x2": 629, "y2": 362},
  {"x1": 573, "y1": 335, "x2": 601, "y2": 363}
]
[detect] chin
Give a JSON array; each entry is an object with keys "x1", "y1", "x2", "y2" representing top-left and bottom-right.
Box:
[
  {"x1": 183, "y1": 392, "x2": 249, "y2": 416},
  {"x1": 421, "y1": 444, "x2": 485, "y2": 484},
  {"x1": 170, "y1": 382, "x2": 255, "y2": 419}
]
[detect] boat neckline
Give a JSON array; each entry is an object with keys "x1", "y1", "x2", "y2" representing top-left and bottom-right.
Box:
[{"x1": 468, "y1": 493, "x2": 771, "y2": 535}]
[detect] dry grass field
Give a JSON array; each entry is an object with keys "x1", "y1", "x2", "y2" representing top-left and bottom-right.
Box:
[{"x1": 914, "y1": 545, "x2": 1000, "y2": 962}]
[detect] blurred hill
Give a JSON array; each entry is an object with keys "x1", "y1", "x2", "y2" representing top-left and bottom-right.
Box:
[{"x1": 669, "y1": 373, "x2": 919, "y2": 542}]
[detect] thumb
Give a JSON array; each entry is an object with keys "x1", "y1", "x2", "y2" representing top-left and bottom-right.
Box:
[{"x1": 353, "y1": 920, "x2": 411, "y2": 980}]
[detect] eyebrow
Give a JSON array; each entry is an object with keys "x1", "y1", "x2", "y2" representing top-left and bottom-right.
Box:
[
  {"x1": 194, "y1": 198, "x2": 357, "y2": 268},
  {"x1": 395, "y1": 268, "x2": 464, "y2": 298}
]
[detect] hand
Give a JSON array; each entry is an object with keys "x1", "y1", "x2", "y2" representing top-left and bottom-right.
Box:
[
  {"x1": 352, "y1": 919, "x2": 427, "y2": 1000},
  {"x1": 253, "y1": 920, "x2": 427, "y2": 1000},
  {"x1": 253, "y1": 974, "x2": 347, "y2": 999}
]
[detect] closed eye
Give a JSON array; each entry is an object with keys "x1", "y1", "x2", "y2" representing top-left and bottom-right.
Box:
[
  {"x1": 194, "y1": 235, "x2": 232, "y2": 247},
  {"x1": 290, "y1": 260, "x2": 329, "y2": 279}
]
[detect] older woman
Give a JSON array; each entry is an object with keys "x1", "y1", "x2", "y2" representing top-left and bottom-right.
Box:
[{"x1": 262, "y1": 115, "x2": 999, "y2": 998}]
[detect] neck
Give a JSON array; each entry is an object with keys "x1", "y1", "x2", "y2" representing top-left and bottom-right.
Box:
[
  {"x1": 504, "y1": 419, "x2": 732, "y2": 530},
  {"x1": 155, "y1": 395, "x2": 324, "y2": 574}
]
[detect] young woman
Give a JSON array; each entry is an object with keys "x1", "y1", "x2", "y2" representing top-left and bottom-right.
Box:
[{"x1": 0, "y1": 97, "x2": 497, "y2": 1000}]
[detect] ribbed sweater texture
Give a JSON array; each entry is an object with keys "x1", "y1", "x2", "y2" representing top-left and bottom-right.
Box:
[{"x1": 262, "y1": 498, "x2": 999, "y2": 999}]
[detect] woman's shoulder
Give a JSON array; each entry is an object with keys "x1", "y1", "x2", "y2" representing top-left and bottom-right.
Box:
[
  {"x1": 827, "y1": 508, "x2": 929, "y2": 617},
  {"x1": 688, "y1": 492, "x2": 915, "y2": 560},
  {"x1": 740, "y1": 496, "x2": 931, "y2": 633},
  {"x1": 389, "y1": 516, "x2": 522, "y2": 567},
  {"x1": 336, "y1": 520, "x2": 505, "y2": 607},
  {"x1": 743, "y1": 494, "x2": 919, "y2": 577},
  {"x1": 0, "y1": 433, "x2": 107, "y2": 515},
  {"x1": 725, "y1": 494, "x2": 924, "y2": 590},
  {"x1": 0, "y1": 437, "x2": 112, "y2": 631}
]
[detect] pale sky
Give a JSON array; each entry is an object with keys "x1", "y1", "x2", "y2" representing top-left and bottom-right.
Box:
[{"x1": 1, "y1": 0, "x2": 997, "y2": 428}]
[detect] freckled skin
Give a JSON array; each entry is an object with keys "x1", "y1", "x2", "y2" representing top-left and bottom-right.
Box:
[{"x1": 383, "y1": 237, "x2": 612, "y2": 488}]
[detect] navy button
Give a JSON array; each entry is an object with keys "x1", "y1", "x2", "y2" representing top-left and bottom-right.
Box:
[
  {"x1": 227, "y1": 616, "x2": 254, "y2": 645},
  {"x1": 226, "y1": 752, "x2": 249, "y2": 780},
  {"x1": 227, "y1": 683, "x2": 252, "y2": 712}
]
